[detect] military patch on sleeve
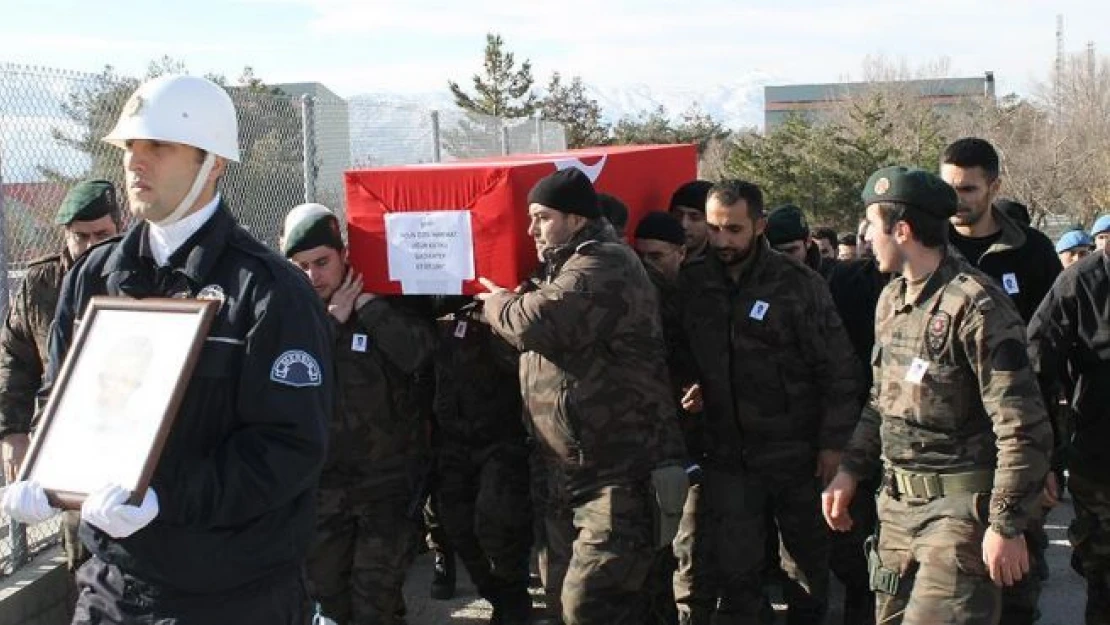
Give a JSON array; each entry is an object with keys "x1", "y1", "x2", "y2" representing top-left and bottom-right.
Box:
[
  {"x1": 991, "y1": 338, "x2": 1030, "y2": 372},
  {"x1": 925, "y1": 311, "x2": 951, "y2": 357},
  {"x1": 270, "y1": 350, "x2": 323, "y2": 387}
]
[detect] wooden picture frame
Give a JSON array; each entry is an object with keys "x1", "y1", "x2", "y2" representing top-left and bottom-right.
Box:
[{"x1": 18, "y1": 297, "x2": 217, "y2": 509}]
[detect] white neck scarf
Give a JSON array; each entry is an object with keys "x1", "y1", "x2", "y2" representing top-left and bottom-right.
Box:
[{"x1": 147, "y1": 194, "x2": 221, "y2": 266}]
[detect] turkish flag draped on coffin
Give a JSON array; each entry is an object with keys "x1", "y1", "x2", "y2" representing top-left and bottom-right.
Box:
[{"x1": 344, "y1": 143, "x2": 698, "y2": 295}]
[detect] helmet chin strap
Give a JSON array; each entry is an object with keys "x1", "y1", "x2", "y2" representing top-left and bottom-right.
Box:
[{"x1": 152, "y1": 153, "x2": 216, "y2": 227}]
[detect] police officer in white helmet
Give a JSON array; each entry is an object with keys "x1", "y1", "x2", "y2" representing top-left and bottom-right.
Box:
[{"x1": 1, "y1": 74, "x2": 333, "y2": 624}]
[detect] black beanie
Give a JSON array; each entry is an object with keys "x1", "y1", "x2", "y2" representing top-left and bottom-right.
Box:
[
  {"x1": 669, "y1": 180, "x2": 714, "y2": 213},
  {"x1": 765, "y1": 204, "x2": 810, "y2": 245},
  {"x1": 598, "y1": 193, "x2": 629, "y2": 233},
  {"x1": 634, "y1": 211, "x2": 686, "y2": 246},
  {"x1": 528, "y1": 168, "x2": 600, "y2": 218}
]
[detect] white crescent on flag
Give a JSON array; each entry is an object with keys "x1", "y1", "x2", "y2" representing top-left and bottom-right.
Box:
[{"x1": 553, "y1": 155, "x2": 608, "y2": 183}]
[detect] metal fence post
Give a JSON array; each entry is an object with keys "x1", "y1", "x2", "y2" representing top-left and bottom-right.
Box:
[
  {"x1": 430, "y1": 110, "x2": 442, "y2": 163},
  {"x1": 535, "y1": 117, "x2": 544, "y2": 152},
  {"x1": 500, "y1": 124, "x2": 511, "y2": 156},
  {"x1": 301, "y1": 94, "x2": 317, "y2": 203},
  {"x1": 0, "y1": 149, "x2": 8, "y2": 321}
]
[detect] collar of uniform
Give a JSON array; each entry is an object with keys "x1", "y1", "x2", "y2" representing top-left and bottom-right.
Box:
[
  {"x1": 147, "y1": 195, "x2": 221, "y2": 266},
  {"x1": 894, "y1": 251, "x2": 962, "y2": 310},
  {"x1": 101, "y1": 202, "x2": 235, "y2": 285},
  {"x1": 541, "y1": 219, "x2": 615, "y2": 273},
  {"x1": 949, "y1": 206, "x2": 1027, "y2": 257},
  {"x1": 704, "y1": 235, "x2": 770, "y2": 289},
  {"x1": 991, "y1": 205, "x2": 1028, "y2": 251}
]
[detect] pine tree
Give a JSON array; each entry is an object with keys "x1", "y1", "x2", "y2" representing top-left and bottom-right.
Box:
[
  {"x1": 540, "y1": 72, "x2": 609, "y2": 148},
  {"x1": 448, "y1": 33, "x2": 537, "y2": 118}
]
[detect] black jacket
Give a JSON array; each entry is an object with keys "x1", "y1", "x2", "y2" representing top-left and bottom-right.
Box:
[
  {"x1": 824, "y1": 258, "x2": 889, "y2": 399},
  {"x1": 1028, "y1": 251, "x2": 1110, "y2": 482},
  {"x1": 950, "y1": 209, "x2": 1062, "y2": 323},
  {"x1": 40, "y1": 204, "x2": 332, "y2": 594}
]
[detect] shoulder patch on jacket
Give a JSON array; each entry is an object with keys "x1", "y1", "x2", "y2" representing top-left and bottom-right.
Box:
[
  {"x1": 954, "y1": 274, "x2": 996, "y2": 312},
  {"x1": 270, "y1": 350, "x2": 323, "y2": 387}
]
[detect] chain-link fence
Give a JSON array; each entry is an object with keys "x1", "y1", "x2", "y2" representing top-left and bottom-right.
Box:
[{"x1": 0, "y1": 62, "x2": 566, "y2": 579}]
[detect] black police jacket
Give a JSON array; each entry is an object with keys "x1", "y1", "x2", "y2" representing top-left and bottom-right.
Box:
[
  {"x1": 1028, "y1": 251, "x2": 1110, "y2": 483},
  {"x1": 951, "y1": 209, "x2": 1062, "y2": 323},
  {"x1": 39, "y1": 203, "x2": 332, "y2": 594}
]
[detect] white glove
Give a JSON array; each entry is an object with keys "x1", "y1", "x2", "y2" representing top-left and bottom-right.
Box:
[
  {"x1": 81, "y1": 484, "x2": 159, "y2": 539},
  {"x1": 1, "y1": 480, "x2": 59, "y2": 524}
]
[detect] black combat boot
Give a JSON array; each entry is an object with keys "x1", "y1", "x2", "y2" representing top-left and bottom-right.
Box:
[{"x1": 430, "y1": 549, "x2": 457, "y2": 600}]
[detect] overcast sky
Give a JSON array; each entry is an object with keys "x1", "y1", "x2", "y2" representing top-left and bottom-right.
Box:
[{"x1": 2, "y1": 0, "x2": 1107, "y2": 98}]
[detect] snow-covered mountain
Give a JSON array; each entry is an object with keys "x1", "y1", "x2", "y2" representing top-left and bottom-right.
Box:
[{"x1": 349, "y1": 77, "x2": 771, "y2": 134}]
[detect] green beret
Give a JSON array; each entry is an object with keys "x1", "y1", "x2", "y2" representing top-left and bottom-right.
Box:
[
  {"x1": 765, "y1": 204, "x2": 809, "y2": 245},
  {"x1": 861, "y1": 166, "x2": 957, "y2": 219},
  {"x1": 55, "y1": 180, "x2": 119, "y2": 225},
  {"x1": 281, "y1": 203, "x2": 344, "y2": 257}
]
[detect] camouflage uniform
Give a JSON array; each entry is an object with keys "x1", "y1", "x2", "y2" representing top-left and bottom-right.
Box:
[
  {"x1": 841, "y1": 251, "x2": 1052, "y2": 625},
  {"x1": 430, "y1": 307, "x2": 533, "y2": 621},
  {"x1": 0, "y1": 250, "x2": 90, "y2": 577},
  {"x1": 482, "y1": 220, "x2": 687, "y2": 625},
  {"x1": 675, "y1": 237, "x2": 862, "y2": 625},
  {"x1": 307, "y1": 295, "x2": 437, "y2": 625},
  {"x1": 1028, "y1": 251, "x2": 1110, "y2": 625}
]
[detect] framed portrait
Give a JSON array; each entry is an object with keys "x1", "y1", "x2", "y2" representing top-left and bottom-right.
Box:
[{"x1": 19, "y1": 297, "x2": 217, "y2": 509}]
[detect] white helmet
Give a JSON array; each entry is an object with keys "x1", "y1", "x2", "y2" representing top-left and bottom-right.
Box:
[{"x1": 103, "y1": 74, "x2": 240, "y2": 162}]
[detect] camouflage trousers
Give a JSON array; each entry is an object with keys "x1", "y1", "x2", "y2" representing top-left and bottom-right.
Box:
[
  {"x1": 673, "y1": 467, "x2": 830, "y2": 625},
  {"x1": 874, "y1": 490, "x2": 999, "y2": 625},
  {"x1": 1068, "y1": 472, "x2": 1110, "y2": 625},
  {"x1": 562, "y1": 480, "x2": 657, "y2": 625},
  {"x1": 431, "y1": 442, "x2": 533, "y2": 608},
  {"x1": 307, "y1": 483, "x2": 422, "y2": 625},
  {"x1": 533, "y1": 457, "x2": 575, "y2": 622}
]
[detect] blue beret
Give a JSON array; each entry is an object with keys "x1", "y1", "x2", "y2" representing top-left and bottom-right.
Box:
[
  {"x1": 1091, "y1": 214, "x2": 1110, "y2": 237},
  {"x1": 1056, "y1": 229, "x2": 1094, "y2": 254}
]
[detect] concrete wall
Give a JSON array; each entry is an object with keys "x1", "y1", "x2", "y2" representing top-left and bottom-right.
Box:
[{"x1": 0, "y1": 547, "x2": 69, "y2": 625}]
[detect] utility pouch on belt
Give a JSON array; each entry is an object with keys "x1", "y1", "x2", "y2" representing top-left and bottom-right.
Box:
[
  {"x1": 650, "y1": 464, "x2": 690, "y2": 550},
  {"x1": 865, "y1": 535, "x2": 899, "y2": 595}
]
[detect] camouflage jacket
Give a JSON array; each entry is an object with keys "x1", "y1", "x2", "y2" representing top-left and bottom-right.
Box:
[
  {"x1": 841, "y1": 251, "x2": 1052, "y2": 536},
  {"x1": 678, "y1": 238, "x2": 862, "y2": 473},
  {"x1": 433, "y1": 306, "x2": 526, "y2": 448},
  {"x1": 326, "y1": 295, "x2": 437, "y2": 491},
  {"x1": 0, "y1": 251, "x2": 69, "y2": 439},
  {"x1": 482, "y1": 220, "x2": 686, "y2": 496}
]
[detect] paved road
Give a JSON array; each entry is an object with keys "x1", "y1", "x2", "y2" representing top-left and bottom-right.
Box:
[{"x1": 402, "y1": 500, "x2": 1086, "y2": 624}]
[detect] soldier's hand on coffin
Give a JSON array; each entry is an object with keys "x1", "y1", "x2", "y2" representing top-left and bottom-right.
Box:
[
  {"x1": 475, "y1": 277, "x2": 508, "y2": 302},
  {"x1": 1, "y1": 479, "x2": 58, "y2": 524}
]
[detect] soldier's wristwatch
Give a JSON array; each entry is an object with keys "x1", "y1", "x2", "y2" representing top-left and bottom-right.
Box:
[{"x1": 990, "y1": 522, "x2": 1021, "y2": 539}]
